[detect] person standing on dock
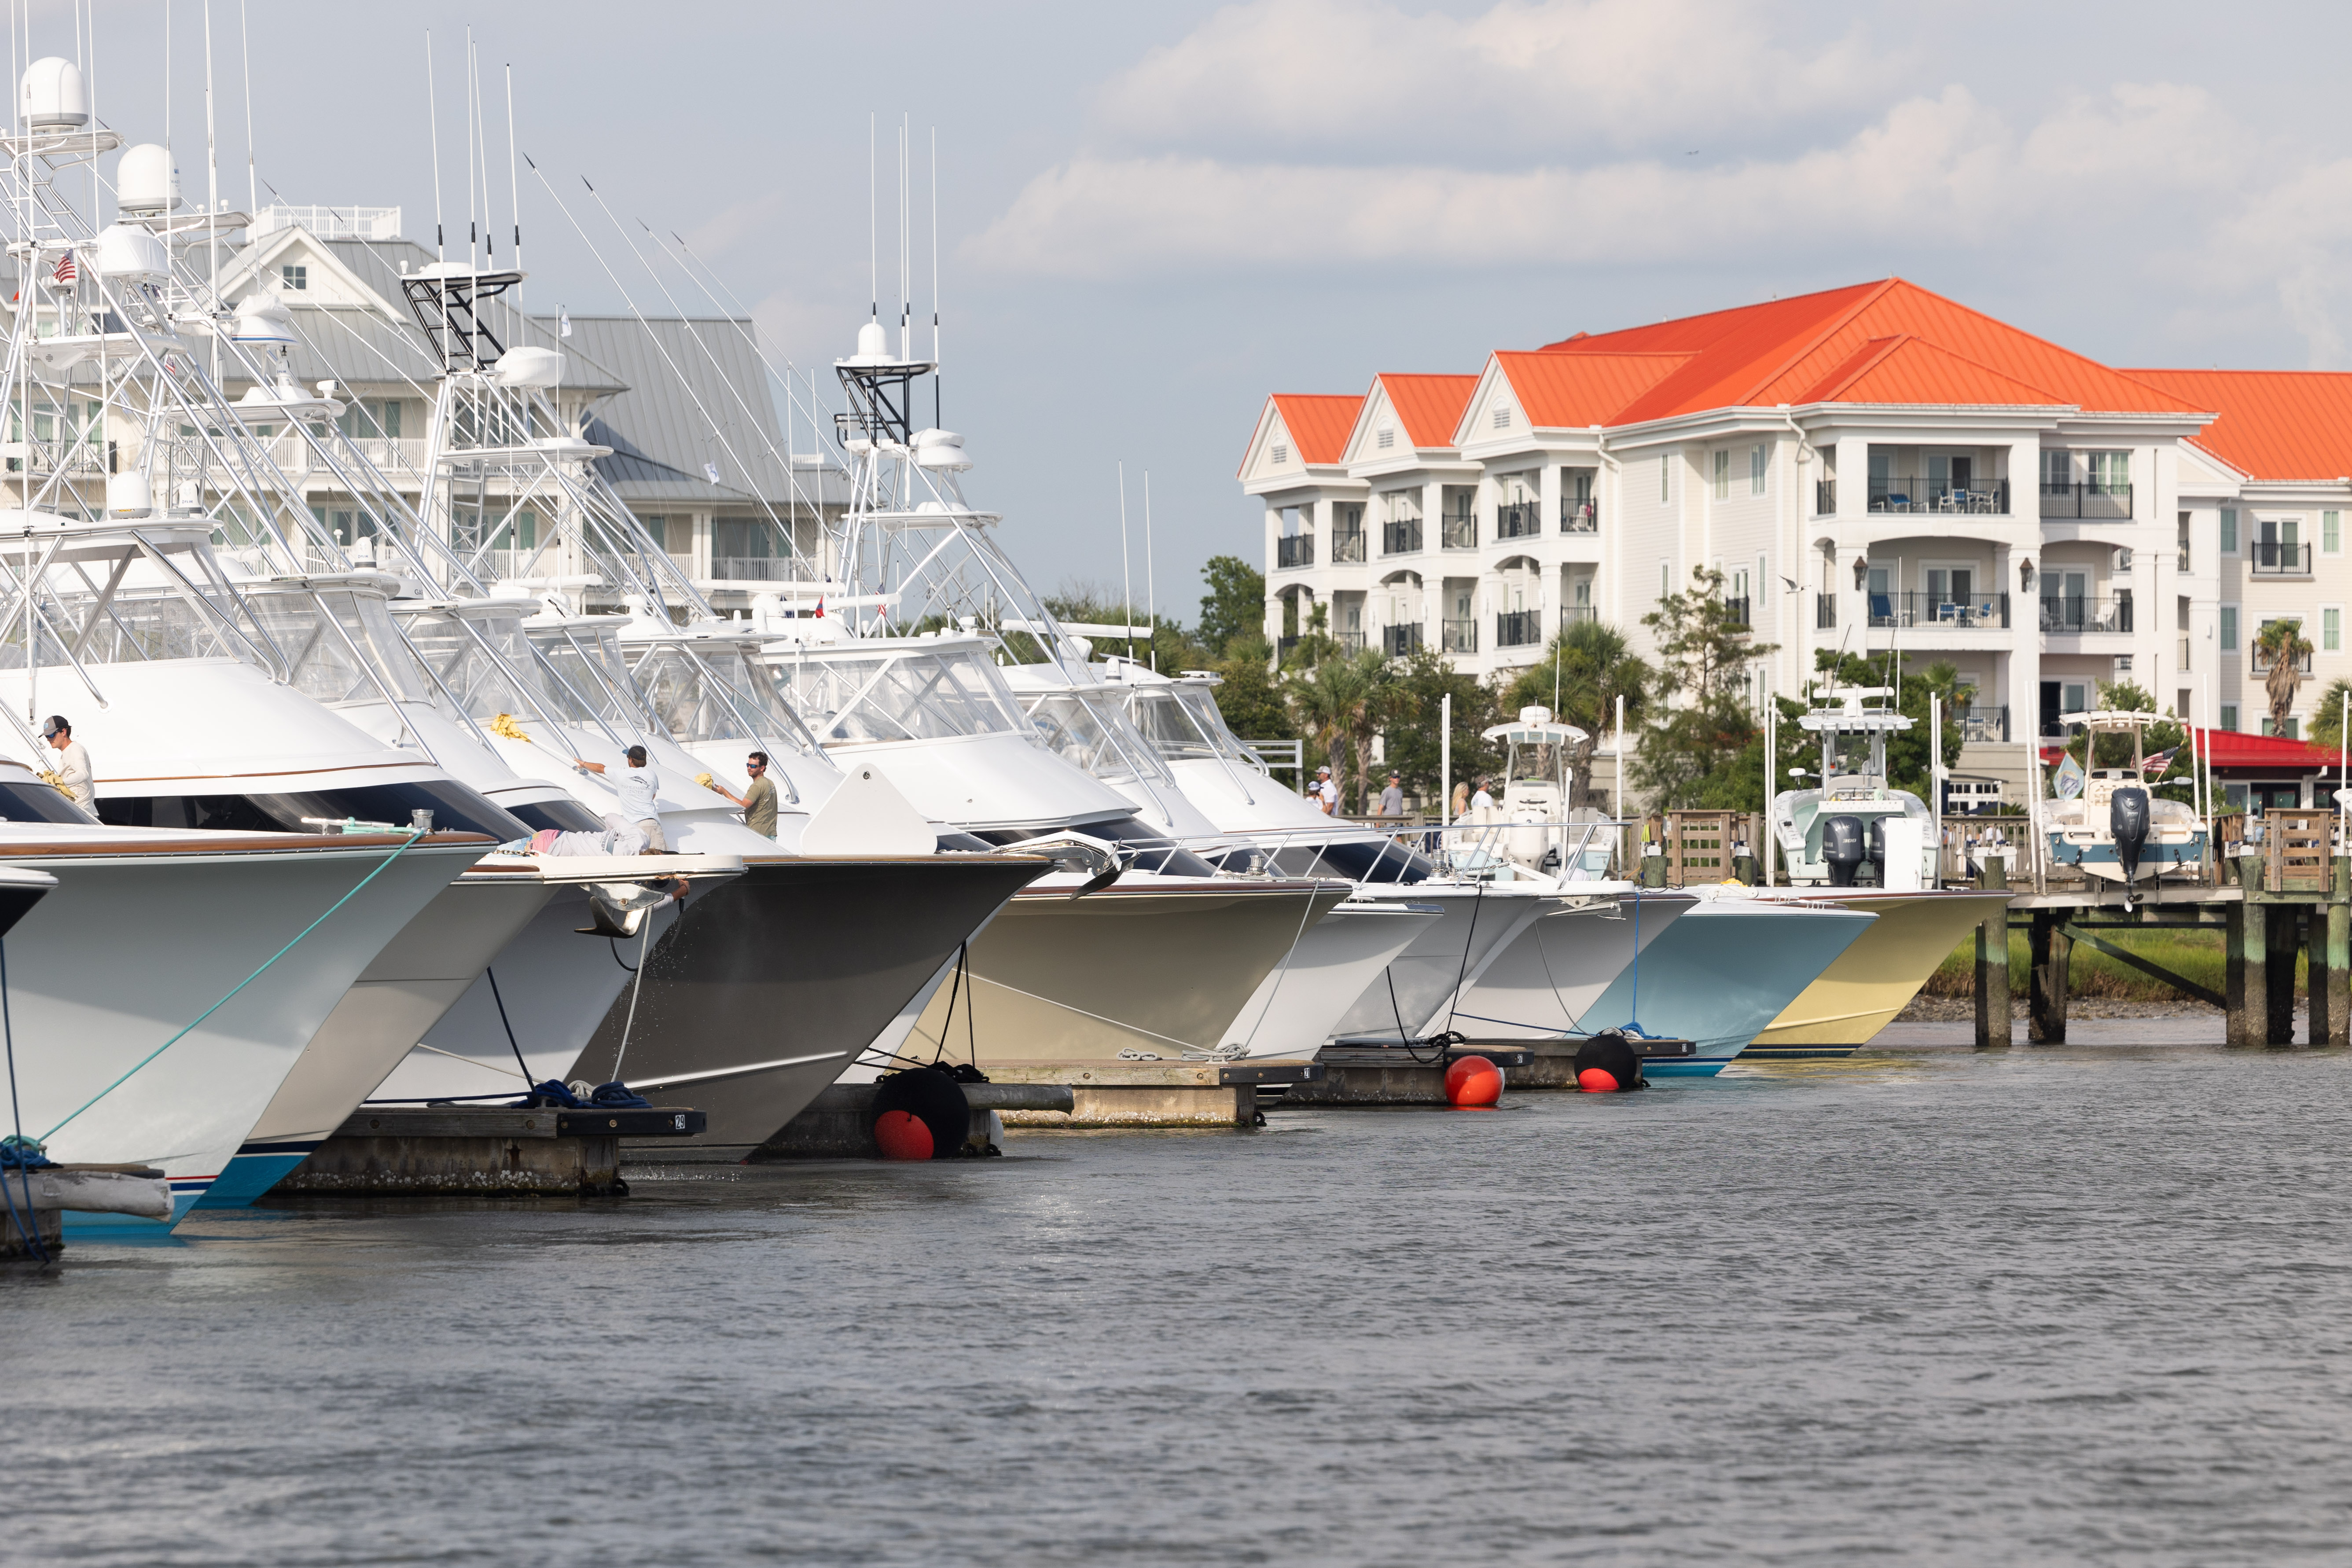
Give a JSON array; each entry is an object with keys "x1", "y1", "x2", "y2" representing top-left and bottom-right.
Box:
[
  {"x1": 1377, "y1": 772, "x2": 1405, "y2": 818},
  {"x1": 39, "y1": 715, "x2": 91, "y2": 811},
  {"x1": 574, "y1": 745, "x2": 668, "y2": 851},
  {"x1": 708, "y1": 751, "x2": 778, "y2": 839}
]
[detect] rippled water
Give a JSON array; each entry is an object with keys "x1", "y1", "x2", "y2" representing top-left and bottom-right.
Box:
[{"x1": 11, "y1": 1031, "x2": 2352, "y2": 1565}]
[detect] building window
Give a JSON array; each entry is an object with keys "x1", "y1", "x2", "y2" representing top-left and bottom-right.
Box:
[
  {"x1": 2327, "y1": 606, "x2": 2343, "y2": 653},
  {"x1": 1660, "y1": 452, "x2": 1672, "y2": 503},
  {"x1": 2264, "y1": 716, "x2": 2301, "y2": 739},
  {"x1": 2220, "y1": 704, "x2": 2239, "y2": 732},
  {"x1": 1493, "y1": 406, "x2": 1511, "y2": 430},
  {"x1": 2041, "y1": 449, "x2": 2069, "y2": 489},
  {"x1": 2220, "y1": 508, "x2": 2238, "y2": 554},
  {"x1": 1376, "y1": 428, "x2": 1394, "y2": 450},
  {"x1": 1751, "y1": 444, "x2": 1766, "y2": 496},
  {"x1": 2088, "y1": 451, "x2": 2129, "y2": 493},
  {"x1": 2328, "y1": 510, "x2": 2342, "y2": 554},
  {"x1": 2220, "y1": 604, "x2": 2238, "y2": 651},
  {"x1": 281, "y1": 263, "x2": 307, "y2": 290},
  {"x1": 1271, "y1": 444, "x2": 1287, "y2": 464},
  {"x1": 1659, "y1": 559, "x2": 1670, "y2": 601},
  {"x1": 1713, "y1": 449, "x2": 1729, "y2": 500}
]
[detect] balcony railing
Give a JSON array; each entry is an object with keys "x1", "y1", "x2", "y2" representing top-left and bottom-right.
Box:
[
  {"x1": 2040, "y1": 481, "x2": 2132, "y2": 520},
  {"x1": 1382, "y1": 519, "x2": 1422, "y2": 555},
  {"x1": 2253, "y1": 643, "x2": 2315, "y2": 676},
  {"x1": 1957, "y1": 706, "x2": 2010, "y2": 743},
  {"x1": 1723, "y1": 596, "x2": 1751, "y2": 628},
  {"x1": 1383, "y1": 624, "x2": 1422, "y2": 657},
  {"x1": 1335, "y1": 631, "x2": 1366, "y2": 652},
  {"x1": 1277, "y1": 534, "x2": 1314, "y2": 569},
  {"x1": 710, "y1": 556, "x2": 799, "y2": 582},
  {"x1": 1561, "y1": 497, "x2": 1599, "y2": 534},
  {"x1": 1440, "y1": 515, "x2": 1477, "y2": 550},
  {"x1": 2251, "y1": 540, "x2": 2314, "y2": 577},
  {"x1": 1496, "y1": 610, "x2": 1540, "y2": 647},
  {"x1": 1817, "y1": 596, "x2": 1837, "y2": 629},
  {"x1": 1495, "y1": 502, "x2": 1542, "y2": 540},
  {"x1": 2039, "y1": 595, "x2": 2132, "y2": 634},
  {"x1": 1440, "y1": 618, "x2": 1477, "y2": 652},
  {"x1": 1815, "y1": 478, "x2": 1836, "y2": 515},
  {"x1": 1332, "y1": 528, "x2": 1366, "y2": 564},
  {"x1": 1561, "y1": 604, "x2": 1596, "y2": 629},
  {"x1": 1869, "y1": 478, "x2": 2011, "y2": 515},
  {"x1": 1867, "y1": 591, "x2": 2012, "y2": 629}
]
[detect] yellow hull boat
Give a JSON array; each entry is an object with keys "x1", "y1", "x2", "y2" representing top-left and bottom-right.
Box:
[{"x1": 1743, "y1": 889, "x2": 2011, "y2": 1058}]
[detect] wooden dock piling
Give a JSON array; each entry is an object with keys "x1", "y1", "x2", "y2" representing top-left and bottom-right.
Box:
[
  {"x1": 2320, "y1": 857, "x2": 2352, "y2": 1048},
  {"x1": 2028, "y1": 911, "x2": 2071, "y2": 1043},
  {"x1": 1974, "y1": 858, "x2": 2010, "y2": 1047}
]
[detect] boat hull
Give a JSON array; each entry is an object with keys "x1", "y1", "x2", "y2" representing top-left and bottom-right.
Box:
[
  {"x1": 1224, "y1": 900, "x2": 1441, "y2": 1060},
  {"x1": 1326, "y1": 884, "x2": 1560, "y2": 1042},
  {"x1": 1745, "y1": 889, "x2": 2011, "y2": 1056},
  {"x1": 2, "y1": 834, "x2": 489, "y2": 1228},
  {"x1": 903, "y1": 881, "x2": 1352, "y2": 1065},
  {"x1": 1447, "y1": 891, "x2": 1697, "y2": 1042},
  {"x1": 567, "y1": 855, "x2": 1048, "y2": 1157},
  {"x1": 1573, "y1": 899, "x2": 1877, "y2": 1074},
  {"x1": 198, "y1": 873, "x2": 557, "y2": 1205}
]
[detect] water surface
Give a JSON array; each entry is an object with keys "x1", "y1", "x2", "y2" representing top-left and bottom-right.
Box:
[{"x1": 9, "y1": 1037, "x2": 2352, "y2": 1564}]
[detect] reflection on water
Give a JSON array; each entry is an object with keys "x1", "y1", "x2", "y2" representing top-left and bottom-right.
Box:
[{"x1": 11, "y1": 1044, "x2": 2352, "y2": 1565}]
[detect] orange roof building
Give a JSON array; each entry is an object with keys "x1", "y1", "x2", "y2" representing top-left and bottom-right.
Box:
[{"x1": 1242, "y1": 279, "x2": 2352, "y2": 789}]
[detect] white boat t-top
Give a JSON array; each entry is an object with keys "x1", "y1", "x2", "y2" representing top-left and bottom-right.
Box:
[
  {"x1": 1772, "y1": 688, "x2": 1936, "y2": 888},
  {"x1": 2042, "y1": 709, "x2": 2206, "y2": 885}
]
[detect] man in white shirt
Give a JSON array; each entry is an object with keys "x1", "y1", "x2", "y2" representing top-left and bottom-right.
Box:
[
  {"x1": 1470, "y1": 778, "x2": 1495, "y2": 811},
  {"x1": 40, "y1": 715, "x2": 92, "y2": 812},
  {"x1": 1314, "y1": 765, "x2": 1339, "y2": 814},
  {"x1": 574, "y1": 743, "x2": 668, "y2": 851}
]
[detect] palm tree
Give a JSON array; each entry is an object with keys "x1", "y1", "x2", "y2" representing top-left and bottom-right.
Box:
[
  {"x1": 2256, "y1": 617, "x2": 2317, "y2": 736},
  {"x1": 1287, "y1": 648, "x2": 1400, "y2": 813},
  {"x1": 2308, "y1": 676, "x2": 2352, "y2": 753},
  {"x1": 1501, "y1": 619, "x2": 1653, "y2": 809}
]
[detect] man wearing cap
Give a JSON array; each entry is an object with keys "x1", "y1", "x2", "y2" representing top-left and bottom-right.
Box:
[
  {"x1": 708, "y1": 751, "x2": 778, "y2": 839},
  {"x1": 1312, "y1": 765, "x2": 1338, "y2": 815},
  {"x1": 39, "y1": 715, "x2": 91, "y2": 812},
  {"x1": 1377, "y1": 771, "x2": 1405, "y2": 819},
  {"x1": 574, "y1": 744, "x2": 668, "y2": 852}
]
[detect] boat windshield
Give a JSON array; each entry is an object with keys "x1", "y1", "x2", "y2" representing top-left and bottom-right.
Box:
[
  {"x1": 775, "y1": 643, "x2": 1033, "y2": 745},
  {"x1": 527, "y1": 623, "x2": 651, "y2": 732},
  {"x1": 244, "y1": 586, "x2": 430, "y2": 709},
  {"x1": 1, "y1": 540, "x2": 282, "y2": 676},
  {"x1": 1024, "y1": 689, "x2": 1176, "y2": 788},
  {"x1": 1129, "y1": 683, "x2": 1262, "y2": 768},
  {"x1": 398, "y1": 608, "x2": 584, "y2": 727},
  {"x1": 628, "y1": 640, "x2": 820, "y2": 756}
]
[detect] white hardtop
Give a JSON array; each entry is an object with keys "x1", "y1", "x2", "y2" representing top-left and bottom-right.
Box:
[
  {"x1": 0, "y1": 507, "x2": 218, "y2": 562},
  {"x1": 1798, "y1": 687, "x2": 1915, "y2": 734},
  {"x1": 2060, "y1": 709, "x2": 2166, "y2": 730},
  {"x1": 1484, "y1": 705, "x2": 1589, "y2": 746}
]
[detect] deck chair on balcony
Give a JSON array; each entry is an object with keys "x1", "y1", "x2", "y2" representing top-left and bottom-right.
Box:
[
  {"x1": 1883, "y1": 492, "x2": 1911, "y2": 513},
  {"x1": 1869, "y1": 592, "x2": 1893, "y2": 624}
]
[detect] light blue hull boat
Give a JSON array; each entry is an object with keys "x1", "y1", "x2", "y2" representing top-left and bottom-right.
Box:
[{"x1": 1573, "y1": 898, "x2": 1877, "y2": 1075}]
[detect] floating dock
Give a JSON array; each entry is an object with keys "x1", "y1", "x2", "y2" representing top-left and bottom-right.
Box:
[{"x1": 276, "y1": 1104, "x2": 708, "y2": 1196}]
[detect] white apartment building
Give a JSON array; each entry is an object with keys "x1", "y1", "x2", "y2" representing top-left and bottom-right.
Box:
[{"x1": 1242, "y1": 279, "x2": 2352, "y2": 780}]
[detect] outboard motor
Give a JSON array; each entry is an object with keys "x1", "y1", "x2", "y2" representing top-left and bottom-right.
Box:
[
  {"x1": 1822, "y1": 815, "x2": 1865, "y2": 887},
  {"x1": 1858, "y1": 817, "x2": 1887, "y2": 886},
  {"x1": 2110, "y1": 786, "x2": 2151, "y2": 884}
]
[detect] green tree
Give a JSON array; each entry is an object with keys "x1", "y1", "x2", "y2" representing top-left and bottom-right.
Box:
[
  {"x1": 1208, "y1": 635, "x2": 1292, "y2": 745},
  {"x1": 1635, "y1": 567, "x2": 1777, "y2": 808},
  {"x1": 2308, "y1": 676, "x2": 2352, "y2": 753},
  {"x1": 2047, "y1": 679, "x2": 2190, "y2": 800},
  {"x1": 1196, "y1": 554, "x2": 1265, "y2": 658},
  {"x1": 1286, "y1": 648, "x2": 1406, "y2": 813},
  {"x1": 1378, "y1": 646, "x2": 1503, "y2": 809},
  {"x1": 1501, "y1": 619, "x2": 1653, "y2": 810}
]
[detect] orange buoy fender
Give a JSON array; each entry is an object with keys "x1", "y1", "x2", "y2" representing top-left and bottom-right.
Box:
[
  {"x1": 1445, "y1": 1053, "x2": 1503, "y2": 1107},
  {"x1": 871, "y1": 1066, "x2": 970, "y2": 1159}
]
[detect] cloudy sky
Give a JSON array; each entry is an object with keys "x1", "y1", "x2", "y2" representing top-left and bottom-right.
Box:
[{"x1": 62, "y1": 0, "x2": 2352, "y2": 619}]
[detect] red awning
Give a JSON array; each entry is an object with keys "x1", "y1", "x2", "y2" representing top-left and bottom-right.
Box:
[{"x1": 2037, "y1": 726, "x2": 2336, "y2": 771}]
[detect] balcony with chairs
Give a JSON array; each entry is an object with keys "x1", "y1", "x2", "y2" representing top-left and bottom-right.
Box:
[
  {"x1": 1383, "y1": 624, "x2": 1423, "y2": 656},
  {"x1": 2039, "y1": 481, "x2": 2132, "y2": 520},
  {"x1": 1496, "y1": 610, "x2": 1540, "y2": 648},
  {"x1": 1868, "y1": 477, "x2": 2011, "y2": 515},
  {"x1": 1276, "y1": 534, "x2": 1314, "y2": 570},
  {"x1": 2038, "y1": 595, "x2": 2132, "y2": 634},
  {"x1": 1866, "y1": 591, "x2": 2012, "y2": 630},
  {"x1": 1441, "y1": 618, "x2": 1477, "y2": 652},
  {"x1": 1560, "y1": 496, "x2": 1599, "y2": 534},
  {"x1": 1382, "y1": 518, "x2": 1423, "y2": 555},
  {"x1": 1440, "y1": 514, "x2": 1477, "y2": 550},
  {"x1": 2251, "y1": 540, "x2": 2314, "y2": 577},
  {"x1": 1956, "y1": 706, "x2": 2010, "y2": 743},
  {"x1": 1332, "y1": 525, "x2": 1366, "y2": 563},
  {"x1": 1495, "y1": 501, "x2": 1542, "y2": 540}
]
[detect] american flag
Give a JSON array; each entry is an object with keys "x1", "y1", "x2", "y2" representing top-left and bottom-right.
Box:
[
  {"x1": 2143, "y1": 746, "x2": 2180, "y2": 778},
  {"x1": 50, "y1": 249, "x2": 74, "y2": 286}
]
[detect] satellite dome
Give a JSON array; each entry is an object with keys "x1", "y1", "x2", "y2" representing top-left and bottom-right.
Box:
[
  {"x1": 90, "y1": 222, "x2": 168, "y2": 280},
  {"x1": 492, "y1": 345, "x2": 563, "y2": 388},
  {"x1": 116, "y1": 144, "x2": 181, "y2": 216},
  {"x1": 852, "y1": 320, "x2": 889, "y2": 360},
  {"x1": 231, "y1": 294, "x2": 296, "y2": 347},
  {"x1": 20, "y1": 58, "x2": 88, "y2": 131}
]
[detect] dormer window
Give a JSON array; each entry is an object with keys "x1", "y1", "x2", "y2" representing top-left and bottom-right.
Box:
[
  {"x1": 1377, "y1": 428, "x2": 1395, "y2": 450},
  {"x1": 281, "y1": 263, "x2": 307, "y2": 290},
  {"x1": 1271, "y1": 443, "x2": 1288, "y2": 464},
  {"x1": 1493, "y1": 406, "x2": 1512, "y2": 429}
]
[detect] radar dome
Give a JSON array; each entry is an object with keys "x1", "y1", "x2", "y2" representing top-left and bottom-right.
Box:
[
  {"x1": 492, "y1": 345, "x2": 563, "y2": 388},
  {"x1": 116, "y1": 143, "x2": 181, "y2": 216},
  {"x1": 90, "y1": 222, "x2": 168, "y2": 280},
  {"x1": 853, "y1": 320, "x2": 889, "y2": 360},
  {"x1": 231, "y1": 294, "x2": 296, "y2": 346},
  {"x1": 19, "y1": 58, "x2": 88, "y2": 131}
]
